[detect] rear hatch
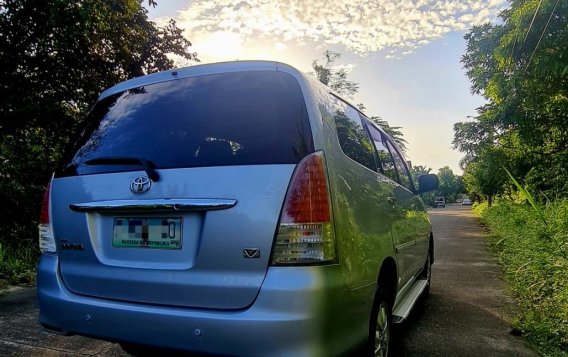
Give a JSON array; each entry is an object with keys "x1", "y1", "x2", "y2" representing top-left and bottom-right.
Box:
[{"x1": 52, "y1": 69, "x2": 314, "y2": 309}]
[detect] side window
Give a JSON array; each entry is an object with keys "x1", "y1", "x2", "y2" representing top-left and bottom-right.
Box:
[
  {"x1": 365, "y1": 122, "x2": 397, "y2": 181},
  {"x1": 331, "y1": 98, "x2": 376, "y2": 171},
  {"x1": 386, "y1": 140, "x2": 415, "y2": 192}
]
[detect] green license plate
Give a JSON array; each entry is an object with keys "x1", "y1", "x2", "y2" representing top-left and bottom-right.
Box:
[{"x1": 112, "y1": 217, "x2": 182, "y2": 249}]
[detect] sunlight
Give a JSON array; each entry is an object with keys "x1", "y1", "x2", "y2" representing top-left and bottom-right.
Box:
[{"x1": 190, "y1": 31, "x2": 246, "y2": 62}]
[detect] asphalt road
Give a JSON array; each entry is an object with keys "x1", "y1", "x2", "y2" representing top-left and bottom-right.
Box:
[{"x1": 0, "y1": 205, "x2": 536, "y2": 356}]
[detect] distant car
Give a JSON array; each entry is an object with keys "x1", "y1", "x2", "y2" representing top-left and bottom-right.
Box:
[
  {"x1": 462, "y1": 198, "x2": 473, "y2": 205},
  {"x1": 434, "y1": 197, "x2": 446, "y2": 208}
]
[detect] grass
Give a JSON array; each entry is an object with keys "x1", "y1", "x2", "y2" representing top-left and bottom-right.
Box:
[
  {"x1": 475, "y1": 200, "x2": 568, "y2": 356},
  {"x1": 0, "y1": 242, "x2": 38, "y2": 291}
]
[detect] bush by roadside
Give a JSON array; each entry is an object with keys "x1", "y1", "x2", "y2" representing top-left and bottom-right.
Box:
[
  {"x1": 0, "y1": 243, "x2": 37, "y2": 291},
  {"x1": 475, "y1": 200, "x2": 568, "y2": 356}
]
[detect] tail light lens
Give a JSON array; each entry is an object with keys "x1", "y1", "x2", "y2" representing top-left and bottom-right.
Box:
[
  {"x1": 39, "y1": 179, "x2": 56, "y2": 254},
  {"x1": 271, "y1": 151, "x2": 337, "y2": 265}
]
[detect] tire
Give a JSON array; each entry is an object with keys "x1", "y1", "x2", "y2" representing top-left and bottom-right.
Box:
[
  {"x1": 119, "y1": 343, "x2": 157, "y2": 356},
  {"x1": 366, "y1": 287, "x2": 392, "y2": 357}
]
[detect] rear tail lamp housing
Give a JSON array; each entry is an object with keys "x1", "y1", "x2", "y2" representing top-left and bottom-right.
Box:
[
  {"x1": 39, "y1": 178, "x2": 56, "y2": 254},
  {"x1": 271, "y1": 151, "x2": 337, "y2": 265}
]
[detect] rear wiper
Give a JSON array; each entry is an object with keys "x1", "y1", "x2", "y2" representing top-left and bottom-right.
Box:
[{"x1": 84, "y1": 157, "x2": 160, "y2": 182}]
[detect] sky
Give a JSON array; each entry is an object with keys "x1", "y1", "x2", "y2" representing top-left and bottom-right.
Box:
[{"x1": 146, "y1": 0, "x2": 508, "y2": 174}]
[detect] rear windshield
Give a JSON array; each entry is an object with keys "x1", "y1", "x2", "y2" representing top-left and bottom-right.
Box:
[{"x1": 56, "y1": 70, "x2": 314, "y2": 177}]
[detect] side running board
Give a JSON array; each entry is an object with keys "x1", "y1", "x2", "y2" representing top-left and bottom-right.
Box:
[{"x1": 392, "y1": 279, "x2": 428, "y2": 324}]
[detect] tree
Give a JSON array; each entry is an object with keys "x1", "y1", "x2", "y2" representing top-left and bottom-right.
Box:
[
  {"x1": 456, "y1": 0, "x2": 568, "y2": 199},
  {"x1": 410, "y1": 165, "x2": 464, "y2": 205},
  {"x1": 311, "y1": 50, "x2": 408, "y2": 153},
  {"x1": 311, "y1": 50, "x2": 359, "y2": 98},
  {"x1": 462, "y1": 148, "x2": 509, "y2": 206},
  {"x1": 410, "y1": 165, "x2": 436, "y2": 204},
  {"x1": 362, "y1": 109, "x2": 409, "y2": 154},
  {"x1": 436, "y1": 166, "x2": 462, "y2": 203},
  {"x1": 410, "y1": 165, "x2": 432, "y2": 182},
  {"x1": 0, "y1": 0, "x2": 197, "y2": 247}
]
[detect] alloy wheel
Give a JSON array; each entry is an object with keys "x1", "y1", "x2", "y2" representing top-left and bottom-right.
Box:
[{"x1": 374, "y1": 301, "x2": 390, "y2": 357}]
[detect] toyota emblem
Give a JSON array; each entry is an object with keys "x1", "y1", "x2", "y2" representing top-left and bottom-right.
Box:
[{"x1": 130, "y1": 176, "x2": 151, "y2": 193}]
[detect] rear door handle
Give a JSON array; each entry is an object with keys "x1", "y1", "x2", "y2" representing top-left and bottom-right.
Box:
[{"x1": 387, "y1": 197, "x2": 397, "y2": 204}]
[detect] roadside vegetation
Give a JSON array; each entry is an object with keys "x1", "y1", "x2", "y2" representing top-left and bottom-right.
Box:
[
  {"x1": 455, "y1": 1, "x2": 567, "y2": 354},
  {"x1": 0, "y1": 243, "x2": 37, "y2": 289},
  {"x1": 474, "y1": 200, "x2": 568, "y2": 356}
]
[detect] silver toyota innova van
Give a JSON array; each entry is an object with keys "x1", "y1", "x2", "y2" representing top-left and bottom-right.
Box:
[{"x1": 38, "y1": 61, "x2": 439, "y2": 357}]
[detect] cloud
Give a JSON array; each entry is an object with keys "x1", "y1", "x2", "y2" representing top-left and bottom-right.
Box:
[{"x1": 173, "y1": 0, "x2": 506, "y2": 57}]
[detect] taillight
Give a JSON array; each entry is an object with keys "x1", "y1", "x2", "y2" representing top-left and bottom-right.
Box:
[
  {"x1": 39, "y1": 179, "x2": 56, "y2": 254},
  {"x1": 271, "y1": 151, "x2": 337, "y2": 265}
]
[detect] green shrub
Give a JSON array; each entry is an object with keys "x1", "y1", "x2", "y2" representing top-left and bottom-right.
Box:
[
  {"x1": 0, "y1": 243, "x2": 37, "y2": 288},
  {"x1": 477, "y1": 200, "x2": 568, "y2": 355},
  {"x1": 472, "y1": 201, "x2": 488, "y2": 216}
]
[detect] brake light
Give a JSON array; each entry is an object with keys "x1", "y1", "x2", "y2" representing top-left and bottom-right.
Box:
[
  {"x1": 39, "y1": 179, "x2": 56, "y2": 254},
  {"x1": 271, "y1": 151, "x2": 337, "y2": 265}
]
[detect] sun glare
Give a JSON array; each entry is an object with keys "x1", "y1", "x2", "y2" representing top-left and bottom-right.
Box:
[{"x1": 191, "y1": 31, "x2": 246, "y2": 62}]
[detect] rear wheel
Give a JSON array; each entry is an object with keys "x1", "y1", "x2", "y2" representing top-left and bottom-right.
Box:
[
  {"x1": 367, "y1": 287, "x2": 392, "y2": 357},
  {"x1": 120, "y1": 343, "x2": 174, "y2": 356},
  {"x1": 120, "y1": 343, "x2": 147, "y2": 356}
]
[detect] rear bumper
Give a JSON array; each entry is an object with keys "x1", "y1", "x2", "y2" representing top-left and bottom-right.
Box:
[{"x1": 37, "y1": 255, "x2": 362, "y2": 357}]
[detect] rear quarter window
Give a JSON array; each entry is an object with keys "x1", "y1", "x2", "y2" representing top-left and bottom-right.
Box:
[
  {"x1": 365, "y1": 120, "x2": 398, "y2": 181},
  {"x1": 387, "y1": 140, "x2": 415, "y2": 192},
  {"x1": 57, "y1": 71, "x2": 314, "y2": 177},
  {"x1": 329, "y1": 97, "x2": 376, "y2": 171}
]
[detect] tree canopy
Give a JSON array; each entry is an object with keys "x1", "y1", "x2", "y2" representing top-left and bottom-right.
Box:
[
  {"x1": 454, "y1": 0, "x2": 568, "y2": 201},
  {"x1": 0, "y1": 0, "x2": 197, "y2": 246}
]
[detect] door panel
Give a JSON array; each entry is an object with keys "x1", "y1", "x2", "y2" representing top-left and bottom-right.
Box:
[
  {"x1": 363, "y1": 121, "x2": 414, "y2": 287},
  {"x1": 322, "y1": 98, "x2": 394, "y2": 289},
  {"x1": 386, "y1": 140, "x2": 430, "y2": 278}
]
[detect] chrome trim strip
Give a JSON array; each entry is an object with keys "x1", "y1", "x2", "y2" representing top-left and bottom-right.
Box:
[{"x1": 70, "y1": 199, "x2": 237, "y2": 213}]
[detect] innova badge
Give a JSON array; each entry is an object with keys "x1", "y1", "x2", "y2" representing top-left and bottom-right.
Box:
[{"x1": 130, "y1": 176, "x2": 151, "y2": 193}]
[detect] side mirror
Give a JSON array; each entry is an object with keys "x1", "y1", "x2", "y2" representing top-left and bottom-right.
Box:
[{"x1": 417, "y1": 174, "x2": 439, "y2": 194}]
